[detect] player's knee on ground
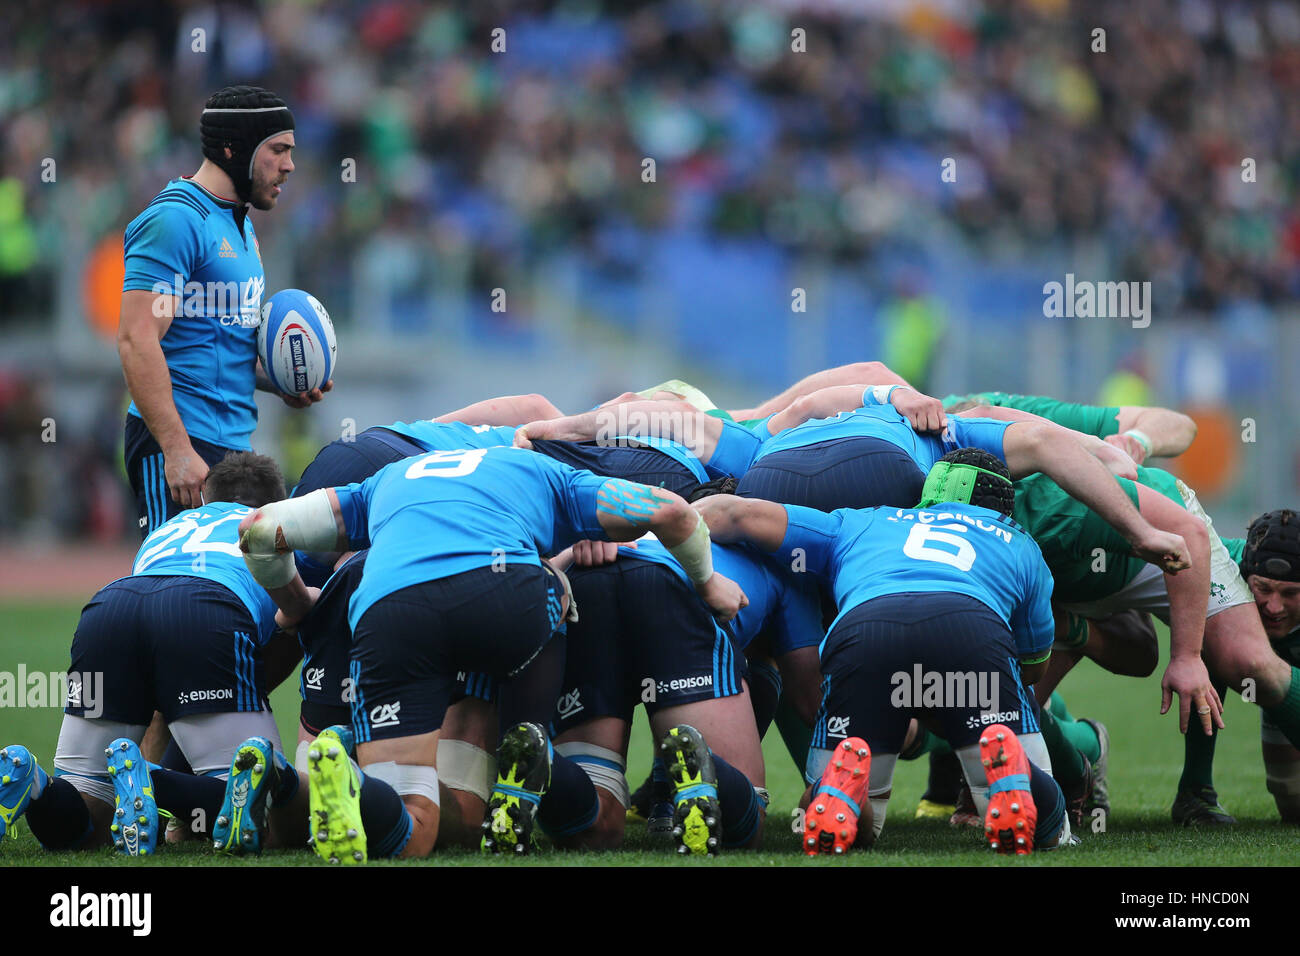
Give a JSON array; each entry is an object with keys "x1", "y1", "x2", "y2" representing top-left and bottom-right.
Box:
[
  {"x1": 364, "y1": 761, "x2": 440, "y2": 857},
  {"x1": 547, "y1": 741, "x2": 628, "y2": 849},
  {"x1": 433, "y1": 737, "x2": 494, "y2": 847}
]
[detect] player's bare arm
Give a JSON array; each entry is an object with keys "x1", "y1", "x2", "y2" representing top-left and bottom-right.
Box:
[
  {"x1": 435, "y1": 393, "x2": 562, "y2": 427},
  {"x1": 1108, "y1": 405, "x2": 1198, "y2": 462},
  {"x1": 956, "y1": 403, "x2": 1138, "y2": 478},
  {"x1": 117, "y1": 289, "x2": 210, "y2": 510},
  {"x1": 1002, "y1": 420, "x2": 1189, "y2": 573},
  {"x1": 593, "y1": 478, "x2": 746, "y2": 621},
  {"x1": 1133, "y1": 484, "x2": 1222, "y2": 735},
  {"x1": 691, "y1": 493, "x2": 791, "y2": 553},
  {"x1": 765, "y1": 383, "x2": 947, "y2": 435},
  {"x1": 237, "y1": 488, "x2": 349, "y2": 625},
  {"x1": 516, "y1": 399, "x2": 723, "y2": 460},
  {"x1": 729, "y1": 360, "x2": 912, "y2": 421}
]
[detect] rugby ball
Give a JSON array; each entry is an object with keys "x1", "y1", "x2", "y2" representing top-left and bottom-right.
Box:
[{"x1": 258, "y1": 290, "x2": 337, "y2": 395}]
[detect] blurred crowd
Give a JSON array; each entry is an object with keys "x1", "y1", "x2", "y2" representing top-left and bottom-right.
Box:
[
  {"x1": 2, "y1": 0, "x2": 1298, "y2": 537},
  {"x1": 3, "y1": 0, "x2": 1299, "y2": 325}
]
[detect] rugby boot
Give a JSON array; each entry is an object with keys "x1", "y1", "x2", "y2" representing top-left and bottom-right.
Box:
[
  {"x1": 804, "y1": 736, "x2": 872, "y2": 856},
  {"x1": 482, "y1": 722, "x2": 551, "y2": 855}
]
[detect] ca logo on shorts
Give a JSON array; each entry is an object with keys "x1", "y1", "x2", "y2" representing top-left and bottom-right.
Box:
[
  {"x1": 556, "y1": 689, "x2": 583, "y2": 718},
  {"x1": 826, "y1": 716, "x2": 851, "y2": 738},
  {"x1": 370, "y1": 702, "x2": 401, "y2": 728},
  {"x1": 304, "y1": 667, "x2": 325, "y2": 691}
]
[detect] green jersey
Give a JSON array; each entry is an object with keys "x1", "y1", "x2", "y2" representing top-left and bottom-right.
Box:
[
  {"x1": 1013, "y1": 465, "x2": 1182, "y2": 604},
  {"x1": 943, "y1": 392, "x2": 1122, "y2": 438},
  {"x1": 1223, "y1": 536, "x2": 1245, "y2": 564}
]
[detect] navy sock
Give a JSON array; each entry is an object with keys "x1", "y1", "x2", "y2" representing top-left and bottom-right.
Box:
[
  {"x1": 1027, "y1": 758, "x2": 1066, "y2": 846},
  {"x1": 151, "y1": 769, "x2": 225, "y2": 833},
  {"x1": 359, "y1": 772, "x2": 412, "y2": 857},
  {"x1": 712, "y1": 754, "x2": 761, "y2": 848},
  {"x1": 269, "y1": 752, "x2": 300, "y2": 808},
  {"x1": 25, "y1": 776, "x2": 94, "y2": 850},
  {"x1": 748, "y1": 662, "x2": 782, "y2": 738},
  {"x1": 538, "y1": 752, "x2": 599, "y2": 839},
  {"x1": 651, "y1": 756, "x2": 671, "y2": 804},
  {"x1": 159, "y1": 739, "x2": 193, "y2": 774}
]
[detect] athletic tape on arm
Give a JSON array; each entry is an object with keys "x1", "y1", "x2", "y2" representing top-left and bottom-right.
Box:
[{"x1": 666, "y1": 513, "x2": 714, "y2": 586}]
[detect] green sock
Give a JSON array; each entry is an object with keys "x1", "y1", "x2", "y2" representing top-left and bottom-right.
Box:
[
  {"x1": 1058, "y1": 718, "x2": 1101, "y2": 764},
  {"x1": 774, "y1": 697, "x2": 813, "y2": 778},
  {"x1": 1048, "y1": 691, "x2": 1075, "y2": 722},
  {"x1": 1177, "y1": 679, "x2": 1226, "y2": 792},
  {"x1": 1261, "y1": 667, "x2": 1300, "y2": 750},
  {"x1": 1039, "y1": 708, "x2": 1086, "y2": 788},
  {"x1": 1045, "y1": 692, "x2": 1100, "y2": 763}
]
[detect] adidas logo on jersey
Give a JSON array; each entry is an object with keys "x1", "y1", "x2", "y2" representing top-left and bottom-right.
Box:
[{"x1": 218, "y1": 237, "x2": 237, "y2": 258}]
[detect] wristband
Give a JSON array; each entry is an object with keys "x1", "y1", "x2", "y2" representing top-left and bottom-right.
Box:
[
  {"x1": 666, "y1": 513, "x2": 714, "y2": 586},
  {"x1": 866, "y1": 384, "x2": 913, "y2": 406},
  {"x1": 1123, "y1": 429, "x2": 1153, "y2": 457}
]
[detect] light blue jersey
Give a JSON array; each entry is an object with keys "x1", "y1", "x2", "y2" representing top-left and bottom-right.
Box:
[
  {"x1": 778, "y1": 502, "x2": 1055, "y2": 660},
  {"x1": 707, "y1": 420, "x2": 766, "y2": 480},
  {"x1": 130, "y1": 502, "x2": 279, "y2": 644},
  {"x1": 618, "y1": 537, "x2": 823, "y2": 654},
  {"x1": 334, "y1": 446, "x2": 612, "y2": 632},
  {"x1": 383, "y1": 420, "x2": 517, "y2": 451},
  {"x1": 123, "y1": 178, "x2": 267, "y2": 450},
  {"x1": 754, "y1": 391, "x2": 1011, "y2": 471}
]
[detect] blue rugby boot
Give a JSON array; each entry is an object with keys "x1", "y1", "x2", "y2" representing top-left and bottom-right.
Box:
[
  {"x1": 106, "y1": 738, "x2": 158, "y2": 856},
  {"x1": 0, "y1": 745, "x2": 41, "y2": 840},
  {"x1": 213, "y1": 736, "x2": 275, "y2": 855}
]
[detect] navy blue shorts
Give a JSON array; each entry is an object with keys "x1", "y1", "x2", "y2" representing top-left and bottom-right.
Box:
[
  {"x1": 124, "y1": 415, "x2": 237, "y2": 538},
  {"x1": 67, "y1": 575, "x2": 266, "y2": 725},
  {"x1": 297, "y1": 552, "x2": 368, "y2": 733},
  {"x1": 292, "y1": 427, "x2": 427, "y2": 497},
  {"x1": 295, "y1": 551, "x2": 496, "y2": 734},
  {"x1": 811, "y1": 592, "x2": 1038, "y2": 756},
  {"x1": 350, "y1": 565, "x2": 565, "y2": 742},
  {"x1": 291, "y1": 428, "x2": 429, "y2": 586},
  {"x1": 530, "y1": 440, "x2": 702, "y2": 498},
  {"x1": 737, "y1": 437, "x2": 925, "y2": 511},
  {"x1": 552, "y1": 557, "x2": 744, "y2": 735}
]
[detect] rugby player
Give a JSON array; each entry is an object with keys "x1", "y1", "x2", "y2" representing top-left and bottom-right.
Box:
[
  {"x1": 1227, "y1": 511, "x2": 1300, "y2": 822},
  {"x1": 540, "y1": 528, "x2": 822, "y2": 855},
  {"x1": 694, "y1": 450, "x2": 1069, "y2": 854},
  {"x1": 0, "y1": 453, "x2": 308, "y2": 855},
  {"x1": 237, "y1": 445, "x2": 745, "y2": 861},
  {"x1": 118, "y1": 86, "x2": 327, "y2": 538},
  {"x1": 1011, "y1": 466, "x2": 1300, "y2": 824}
]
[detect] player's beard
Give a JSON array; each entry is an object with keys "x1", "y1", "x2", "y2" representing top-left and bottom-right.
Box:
[{"x1": 249, "y1": 170, "x2": 280, "y2": 211}]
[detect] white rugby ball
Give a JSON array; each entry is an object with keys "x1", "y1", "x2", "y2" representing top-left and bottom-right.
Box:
[{"x1": 258, "y1": 290, "x2": 337, "y2": 395}]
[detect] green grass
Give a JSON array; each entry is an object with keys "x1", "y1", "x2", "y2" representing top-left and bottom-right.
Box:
[{"x1": 2, "y1": 599, "x2": 1297, "y2": 866}]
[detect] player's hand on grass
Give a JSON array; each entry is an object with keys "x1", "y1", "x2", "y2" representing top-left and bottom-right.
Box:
[
  {"x1": 164, "y1": 442, "x2": 210, "y2": 511},
  {"x1": 891, "y1": 389, "x2": 948, "y2": 433},
  {"x1": 1162, "y1": 653, "x2": 1224, "y2": 735},
  {"x1": 1105, "y1": 432, "x2": 1149, "y2": 466},
  {"x1": 698, "y1": 572, "x2": 747, "y2": 623},
  {"x1": 280, "y1": 378, "x2": 333, "y2": 409},
  {"x1": 1131, "y1": 529, "x2": 1191, "y2": 574}
]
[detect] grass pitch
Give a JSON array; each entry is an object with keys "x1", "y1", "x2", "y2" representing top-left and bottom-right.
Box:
[{"x1": 1, "y1": 599, "x2": 1297, "y2": 866}]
